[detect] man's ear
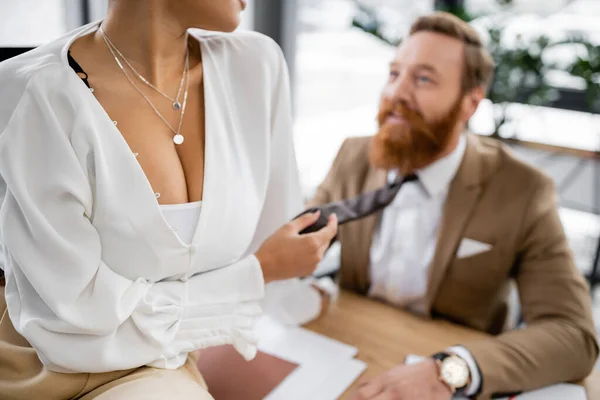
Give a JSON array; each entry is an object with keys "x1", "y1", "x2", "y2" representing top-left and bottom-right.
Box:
[{"x1": 461, "y1": 85, "x2": 485, "y2": 121}]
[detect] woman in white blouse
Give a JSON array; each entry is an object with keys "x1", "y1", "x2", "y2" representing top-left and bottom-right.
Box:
[{"x1": 0, "y1": 0, "x2": 337, "y2": 399}]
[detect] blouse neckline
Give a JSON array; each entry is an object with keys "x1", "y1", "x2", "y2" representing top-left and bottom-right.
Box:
[{"x1": 60, "y1": 21, "x2": 213, "y2": 250}]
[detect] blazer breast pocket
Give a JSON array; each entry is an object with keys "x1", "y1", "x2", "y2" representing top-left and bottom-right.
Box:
[
  {"x1": 456, "y1": 238, "x2": 492, "y2": 259},
  {"x1": 447, "y1": 245, "x2": 507, "y2": 293}
]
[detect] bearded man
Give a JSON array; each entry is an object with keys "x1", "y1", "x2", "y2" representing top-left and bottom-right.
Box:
[{"x1": 308, "y1": 12, "x2": 597, "y2": 400}]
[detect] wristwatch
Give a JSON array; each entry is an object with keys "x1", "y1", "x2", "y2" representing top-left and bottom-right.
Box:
[{"x1": 432, "y1": 352, "x2": 471, "y2": 395}]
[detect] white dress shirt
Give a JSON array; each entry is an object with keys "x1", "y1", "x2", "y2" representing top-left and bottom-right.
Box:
[
  {"x1": 367, "y1": 134, "x2": 481, "y2": 395},
  {"x1": 320, "y1": 134, "x2": 481, "y2": 395},
  {"x1": 371, "y1": 134, "x2": 481, "y2": 395},
  {"x1": 368, "y1": 134, "x2": 467, "y2": 313},
  {"x1": 0, "y1": 21, "x2": 302, "y2": 373}
]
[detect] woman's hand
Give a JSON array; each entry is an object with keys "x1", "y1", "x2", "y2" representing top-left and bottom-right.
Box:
[{"x1": 256, "y1": 211, "x2": 338, "y2": 283}]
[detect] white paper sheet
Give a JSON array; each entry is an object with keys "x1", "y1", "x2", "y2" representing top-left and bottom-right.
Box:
[
  {"x1": 257, "y1": 317, "x2": 358, "y2": 363},
  {"x1": 310, "y1": 358, "x2": 367, "y2": 400},
  {"x1": 266, "y1": 358, "x2": 367, "y2": 400},
  {"x1": 257, "y1": 316, "x2": 365, "y2": 400}
]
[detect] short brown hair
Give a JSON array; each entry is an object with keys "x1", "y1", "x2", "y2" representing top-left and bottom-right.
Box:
[{"x1": 409, "y1": 12, "x2": 495, "y2": 93}]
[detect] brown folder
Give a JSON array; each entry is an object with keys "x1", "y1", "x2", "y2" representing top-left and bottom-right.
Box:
[{"x1": 196, "y1": 345, "x2": 299, "y2": 400}]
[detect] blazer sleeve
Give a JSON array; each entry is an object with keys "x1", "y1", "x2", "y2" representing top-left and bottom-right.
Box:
[
  {"x1": 462, "y1": 178, "x2": 599, "y2": 398},
  {"x1": 0, "y1": 57, "x2": 296, "y2": 373}
]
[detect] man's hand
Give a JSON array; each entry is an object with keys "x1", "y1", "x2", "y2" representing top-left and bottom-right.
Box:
[{"x1": 351, "y1": 359, "x2": 453, "y2": 400}]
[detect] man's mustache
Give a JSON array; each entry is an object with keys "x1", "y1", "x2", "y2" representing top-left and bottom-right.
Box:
[
  {"x1": 377, "y1": 102, "x2": 438, "y2": 143},
  {"x1": 383, "y1": 103, "x2": 424, "y2": 124}
]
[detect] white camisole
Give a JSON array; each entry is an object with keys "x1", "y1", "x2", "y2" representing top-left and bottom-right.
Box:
[{"x1": 159, "y1": 201, "x2": 202, "y2": 245}]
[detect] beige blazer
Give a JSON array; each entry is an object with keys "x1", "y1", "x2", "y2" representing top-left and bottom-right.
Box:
[{"x1": 309, "y1": 134, "x2": 598, "y2": 398}]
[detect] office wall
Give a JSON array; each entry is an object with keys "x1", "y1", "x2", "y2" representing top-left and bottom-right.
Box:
[
  {"x1": 88, "y1": 0, "x2": 108, "y2": 22},
  {"x1": 84, "y1": 1, "x2": 255, "y2": 31},
  {"x1": 239, "y1": 1, "x2": 255, "y2": 31},
  {"x1": 0, "y1": 0, "x2": 68, "y2": 46},
  {"x1": 0, "y1": 0, "x2": 253, "y2": 48}
]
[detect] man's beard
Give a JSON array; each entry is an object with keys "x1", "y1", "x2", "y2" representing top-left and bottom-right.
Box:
[{"x1": 369, "y1": 98, "x2": 463, "y2": 174}]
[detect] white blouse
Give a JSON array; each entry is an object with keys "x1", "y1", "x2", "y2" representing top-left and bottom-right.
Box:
[{"x1": 0, "y1": 21, "x2": 303, "y2": 373}]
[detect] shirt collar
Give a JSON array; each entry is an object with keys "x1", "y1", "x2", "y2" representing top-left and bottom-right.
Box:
[{"x1": 387, "y1": 133, "x2": 467, "y2": 197}]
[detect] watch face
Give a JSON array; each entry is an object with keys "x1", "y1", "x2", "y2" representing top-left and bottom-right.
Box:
[{"x1": 441, "y1": 356, "x2": 470, "y2": 388}]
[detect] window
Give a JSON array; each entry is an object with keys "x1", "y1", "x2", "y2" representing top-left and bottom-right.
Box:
[
  {"x1": 293, "y1": 0, "x2": 430, "y2": 196},
  {"x1": 0, "y1": 0, "x2": 69, "y2": 47}
]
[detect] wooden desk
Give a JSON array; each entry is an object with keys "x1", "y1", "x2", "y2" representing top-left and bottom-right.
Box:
[{"x1": 304, "y1": 291, "x2": 600, "y2": 399}]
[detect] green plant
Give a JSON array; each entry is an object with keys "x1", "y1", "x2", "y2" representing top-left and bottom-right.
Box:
[
  {"x1": 434, "y1": 0, "x2": 474, "y2": 21},
  {"x1": 351, "y1": 3, "x2": 401, "y2": 46},
  {"x1": 485, "y1": 23, "x2": 560, "y2": 136},
  {"x1": 350, "y1": 0, "x2": 600, "y2": 136},
  {"x1": 566, "y1": 40, "x2": 600, "y2": 112},
  {"x1": 433, "y1": 0, "x2": 514, "y2": 21},
  {"x1": 351, "y1": 0, "x2": 517, "y2": 47},
  {"x1": 486, "y1": 27, "x2": 600, "y2": 136}
]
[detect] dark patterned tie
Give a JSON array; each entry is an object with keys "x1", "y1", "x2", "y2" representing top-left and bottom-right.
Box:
[{"x1": 297, "y1": 174, "x2": 418, "y2": 234}]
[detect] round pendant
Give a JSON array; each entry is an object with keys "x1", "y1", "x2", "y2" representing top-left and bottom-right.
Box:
[
  {"x1": 173, "y1": 134, "x2": 185, "y2": 145},
  {"x1": 173, "y1": 102, "x2": 181, "y2": 111}
]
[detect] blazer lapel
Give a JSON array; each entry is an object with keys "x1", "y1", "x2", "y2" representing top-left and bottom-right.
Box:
[{"x1": 424, "y1": 134, "x2": 490, "y2": 314}]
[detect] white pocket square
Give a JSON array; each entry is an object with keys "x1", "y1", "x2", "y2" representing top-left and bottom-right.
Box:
[{"x1": 456, "y1": 238, "x2": 492, "y2": 259}]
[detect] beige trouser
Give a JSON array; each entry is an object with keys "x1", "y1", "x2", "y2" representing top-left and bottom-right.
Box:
[{"x1": 0, "y1": 287, "x2": 214, "y2": 400}]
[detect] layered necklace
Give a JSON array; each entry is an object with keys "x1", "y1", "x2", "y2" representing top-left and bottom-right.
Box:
[{"x1": 99, "y1": 26, "x2": 190, "y2": 145}]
